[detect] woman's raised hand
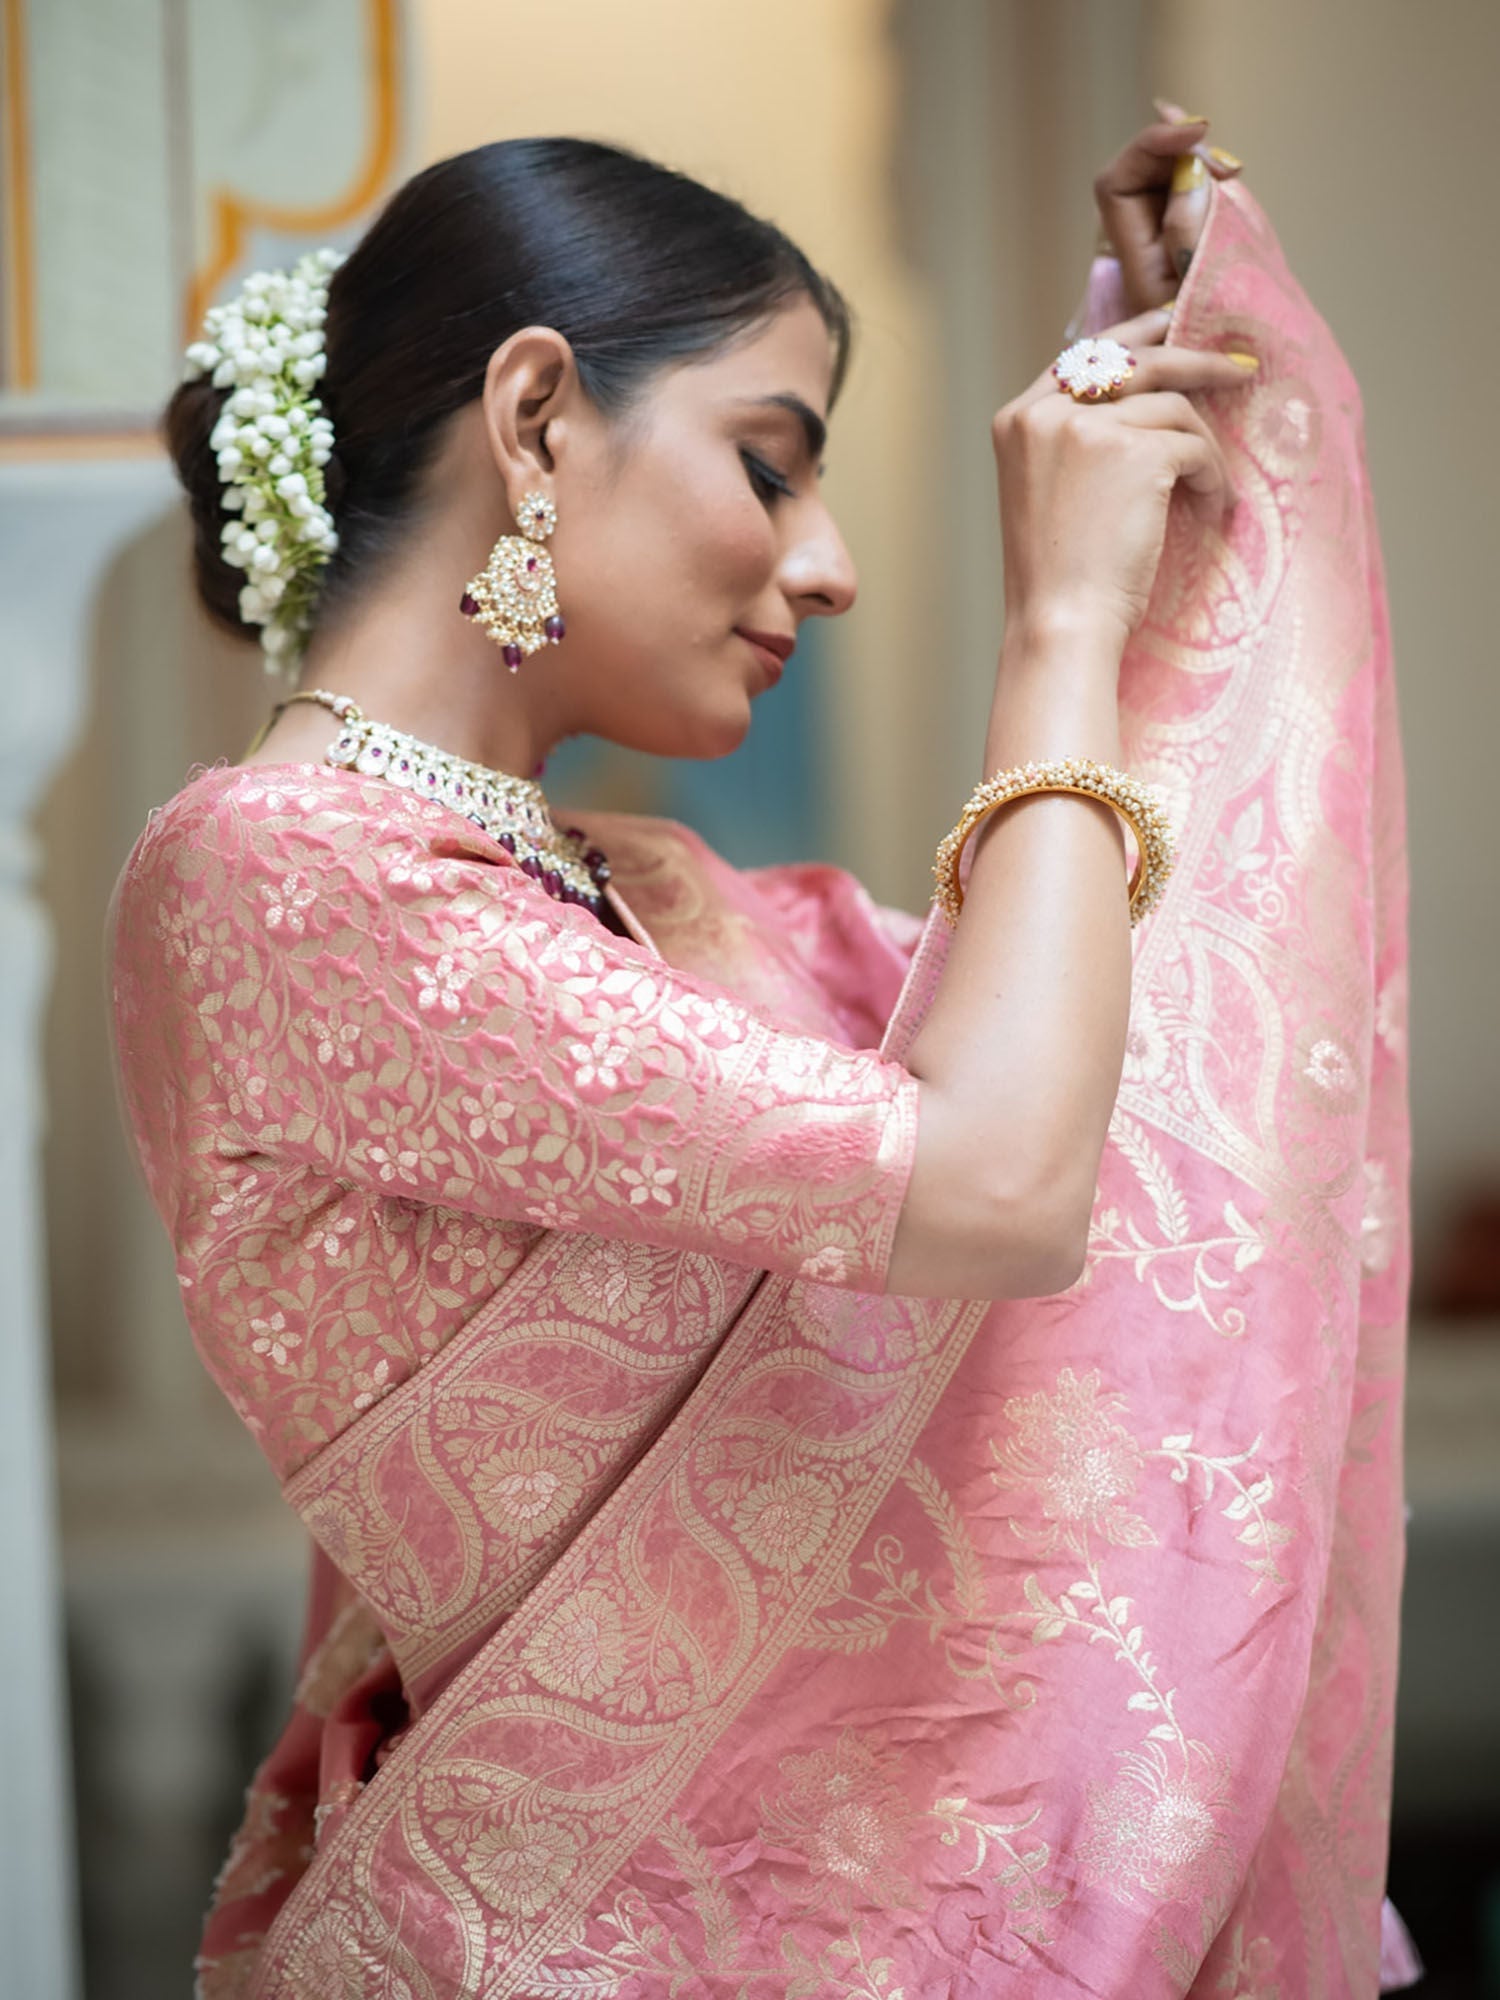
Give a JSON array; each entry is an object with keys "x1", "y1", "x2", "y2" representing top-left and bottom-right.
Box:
[
  {"x1": 891, "y1": 122, "x2": 1255, "y2": 1300},
  {"x1": 991, "y1": 309, "x2": 1255, "y2": 655},
  {"x1": 1093, "y1": 103, "x2": 1244, "y2": 311}
]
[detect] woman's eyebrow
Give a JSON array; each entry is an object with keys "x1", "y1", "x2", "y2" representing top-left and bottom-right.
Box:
[{"x1": 734, "y1": 392, "x2": 827, "y2": 465}]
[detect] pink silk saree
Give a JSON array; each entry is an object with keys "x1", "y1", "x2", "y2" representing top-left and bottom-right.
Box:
[{"x1": 109, "y1": 180, "x2": 1413, "y2": 1996}]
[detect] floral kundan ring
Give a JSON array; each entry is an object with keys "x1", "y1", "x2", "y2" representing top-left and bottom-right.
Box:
[{"x1": 1052, "y1": 335, "x2": 1138, "y2": 403}]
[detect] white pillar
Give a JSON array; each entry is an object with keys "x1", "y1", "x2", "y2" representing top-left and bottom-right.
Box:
[{"x1": 0, "y1": 455, "x2": 177, "y2": 2000}]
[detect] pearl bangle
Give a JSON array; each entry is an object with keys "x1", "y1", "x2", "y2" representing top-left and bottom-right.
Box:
[{"x1": 932, "y1": 758, "x2": 1176, "y2": 928}]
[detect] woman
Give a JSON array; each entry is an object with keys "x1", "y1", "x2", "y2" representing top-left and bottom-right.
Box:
[{"x1": 110, "y1": 118, "x2": 1413, "y2": 1996}]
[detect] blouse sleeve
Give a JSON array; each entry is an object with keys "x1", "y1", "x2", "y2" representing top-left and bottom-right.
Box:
[{"x1": 152, "y1": 774, "x2": 921, "y2": 1293}]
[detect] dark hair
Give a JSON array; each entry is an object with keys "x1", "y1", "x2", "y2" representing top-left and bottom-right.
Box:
[{"x1": 163, "y1": 137, "x2": 854, "y2": 642}]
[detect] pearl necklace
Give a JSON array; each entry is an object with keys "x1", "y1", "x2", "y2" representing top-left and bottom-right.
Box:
[{"x1": 278, "y1": 689, "x2": 612, "y2": 913}]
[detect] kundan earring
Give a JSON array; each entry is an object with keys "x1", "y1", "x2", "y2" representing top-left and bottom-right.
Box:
[{"x1": 460, "y1": 491, "x2": 566, "y2": 671}]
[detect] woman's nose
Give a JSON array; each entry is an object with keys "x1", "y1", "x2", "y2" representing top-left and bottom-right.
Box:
[{"x1": 784, "y1": 508, "x2": 858, "y2": 618}]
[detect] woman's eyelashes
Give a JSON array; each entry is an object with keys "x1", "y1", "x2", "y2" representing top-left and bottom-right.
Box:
[{"x1": 740, "y1": 449, "x2": 795, "y2": 504}]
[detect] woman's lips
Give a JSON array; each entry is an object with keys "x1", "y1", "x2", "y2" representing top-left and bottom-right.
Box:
[{"x1": 735, "y1": 629, "x2": 791, "y2": 685}]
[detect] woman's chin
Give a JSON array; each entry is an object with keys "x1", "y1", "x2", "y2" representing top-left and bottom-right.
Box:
[
  {"x1": 617, "y1": 696, "x2": 752, "y2": 762},
  {"x1": 687, "y1": 702, "x2": 754, "y2": 761}
]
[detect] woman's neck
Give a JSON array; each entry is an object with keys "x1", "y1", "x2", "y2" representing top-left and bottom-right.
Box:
[{"x1": 248, "y1": 545, "x2": 568, "y2": 779}]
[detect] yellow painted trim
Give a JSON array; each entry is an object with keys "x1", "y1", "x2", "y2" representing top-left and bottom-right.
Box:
[
  {"x1": 2, "y1": 0, "x2": 37, "y2": 390},
  {"x1": 183, "y1": 0, "x2": 401, "y2": 339},
  {"x1": 0, "y1": 429, "x2": 162, "y2": 463}
]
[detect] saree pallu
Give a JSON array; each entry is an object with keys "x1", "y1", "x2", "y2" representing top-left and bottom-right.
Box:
[{"x1": 161, "y1": 180, "x2": 1406, "y2": 1996}]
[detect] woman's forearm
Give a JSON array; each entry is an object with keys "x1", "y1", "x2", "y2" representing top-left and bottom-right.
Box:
[{"x1": 885, "y1": 612, "x2": 1131, "y2": 1299}]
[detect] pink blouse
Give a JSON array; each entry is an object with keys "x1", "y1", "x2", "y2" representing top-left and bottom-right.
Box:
[{"x1": 109, "y1": 764, "x2": 923, "y2": 1479}]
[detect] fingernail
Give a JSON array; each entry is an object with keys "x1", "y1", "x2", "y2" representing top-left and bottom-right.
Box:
[
  {"x1": 1208, "y1": 145, "x2": 1243, "y2": 171},
  {"x1": 1171, "y1": 152, "x2": 1209, "y2": 195},
  {"x1": 1163, "y1": 106, "x2": 1210, "y2": 126},
  {"x1": 1226, "y1": 351, "x2": 1260, "y2": 371}
]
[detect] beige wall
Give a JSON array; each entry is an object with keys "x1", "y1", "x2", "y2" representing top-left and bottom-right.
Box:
[
  {"x1": 1152, "y1": 0, "x2": 1500, "y2": 1278},
  {"x1": 412, "y1": 0, "x2": 941, "y2": 901}
]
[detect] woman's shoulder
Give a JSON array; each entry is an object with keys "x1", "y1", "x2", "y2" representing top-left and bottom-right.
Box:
[
  {"x1": 119, "y1": 759, "x2": 508, "y2": 899},
  {"x1": 131, "y1": 757, "x2": 449, "y2": 847}
]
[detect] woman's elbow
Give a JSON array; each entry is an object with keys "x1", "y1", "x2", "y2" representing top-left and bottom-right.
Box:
[
  {"x1": 886, "y1": 1170, "x2": 1094, "y2": 1301},
  {"x1": 987, "y1": 1182, "x2": 1091, "y2": 1297},
  {"x1": 1012, "y1": 1168, "x2": 1096, "y2": 1296}
]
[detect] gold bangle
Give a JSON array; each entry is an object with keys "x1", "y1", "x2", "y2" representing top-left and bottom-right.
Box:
[{"x1": 932, "y1": 758, "x2": 1176, "y2": 928}]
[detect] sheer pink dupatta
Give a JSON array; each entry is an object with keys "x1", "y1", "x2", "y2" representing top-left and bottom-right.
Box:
[
  {"x1": 1071, "y1": 188, "x2": 1420, "y2": 1992},
  {"x1": 239, "y1": 179, "x2": 1413, "y2": 1997}
]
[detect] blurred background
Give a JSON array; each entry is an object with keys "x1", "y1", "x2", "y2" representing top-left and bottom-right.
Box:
[{"x1": 2, "y1": 1, "x2": 1497, "y2": 1994}]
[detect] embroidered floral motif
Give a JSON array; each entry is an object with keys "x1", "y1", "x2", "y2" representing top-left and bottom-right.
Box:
[
  {"x1": 1084, "y1": 1114, "x2": 1264, "y2": 1338},
  {"x1": 155, "y1": 904, "x2": 209, "y2": 969},
  {"x1": 617, "y1": 1153, "x2": 678, "y2": 1209},
  {"x1": 412, "y1": 949, "x2": 475, "y2": 1015},
  {"x1": 461, "y1": 1081, "x2": 517, "y2": 1140},
  {"x1": 314, "y1": 1213, "x2": 356, "y2": 1260},
  {"x1": 209, "y1": 1171, "x2": 262, "y2": 1218},
  {"x1": 259, "y1": 870, "x2": 314, "y2": 934},
  {"x1": 350, "y1": 1356, "x2": 391, "y2": 1412},
  {"x1": 556, "y1": 1239, "x2": 661, "y2": 1322},
  {"x1": 250, "y1": 1313, "x2": 299, "y2": 1367},
  {"x1": 309, "y1": 1013, "x2": 361, "y2": 1068},
  {"x1": 1214, "y1": 1924, "x2": 1281, "y2": 1998},
  {"x1": 521, "y1": 1174, "x2": 586, "y2": 1230},
  {"x1": 991, "y1": 1367, "x2": 1154, "y2": 1552},
  {"x1": 732, "y1": 1474, "x2": 839, "y2": 1572},
  {"x1": 760, "y1": 1733, "x2": 918, "y2": 1910},
  {"x1": 524, "y1": 1587, "x2": 627, "y2": 1697},
  {"x1": 1078, "y1": 1742, "x2": 1233, "y2": 1904},
  {"x1": 475, "y1": 1447, "x2": 577, "y2": 1537},
  {"x1": 1123, "y1": 996, "x2": 1171, "y2": 1086},
  {"x1": 281, "y1": 1910, "x2": 419, "y2": 2000},
  {"x1": 1303, "y1": 1037, "x2": 1357, "y2": 1096},
  {"x1": 430, "y1": 1220, "x2": 492, "y2": 1285},
  {"x1": 800, "y1": 1243, "x2": 851, "y2": 1284},
  {"x1": 364, "y1": 1141, "x2": 419, "y2": 1184},
  {"x1": 568, "y1": 1026, "x2": 636, "y2": 1093},
  {"x1": 459, "y1": 1816, "x2": 583, "y2": 1919}
]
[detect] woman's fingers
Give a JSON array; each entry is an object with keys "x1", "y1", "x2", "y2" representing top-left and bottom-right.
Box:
[
  {"x1": 1018, "y1": 329, "x2": 1258, "y2": 415},
  {"x1": 1097, "y1": 303, "x2": 1177, "y2": 352},
  {"x1": 1111, "y1": 390, "x2": 1236, "y2": 509},
  {"x1": 1014, "y1": 305, "x2": 1174, "y2": 407},
  {"x1": 1163, "y1": 432, "x2": 1231, "y2": 515},
  {"x1": 1094, "y1": 111, "x2": 1245, "y2": 310},
  {"x1": 1093, "y1": 118, "x2": 1209, "y2": 308},
  {"x1": 1122, "y1": 346, "x2": 1260, "y2": 399}
]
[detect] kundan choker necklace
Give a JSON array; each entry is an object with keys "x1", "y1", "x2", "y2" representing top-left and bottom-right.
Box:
[{"x1": 270, "y1": 689, "x2": 612, "y2": 914}]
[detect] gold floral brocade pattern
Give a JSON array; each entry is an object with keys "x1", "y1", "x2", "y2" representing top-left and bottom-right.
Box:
[{"x1": 112, "y1": 778, "x2": 921, "y2": 1479}]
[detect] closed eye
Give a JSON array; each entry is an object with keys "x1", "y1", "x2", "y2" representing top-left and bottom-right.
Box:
[{"x1": 741, "y1": 449, "x2": 795, "y2": 504}]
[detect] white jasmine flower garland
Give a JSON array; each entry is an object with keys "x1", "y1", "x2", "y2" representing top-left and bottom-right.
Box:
[{"x1": 182, "y1": 247, "x2": 346, "y2": 674}]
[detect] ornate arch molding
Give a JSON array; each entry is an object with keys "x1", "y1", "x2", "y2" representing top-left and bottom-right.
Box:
[{"x1": 1, "y1": 0, "x2": 405, "y2": 431}]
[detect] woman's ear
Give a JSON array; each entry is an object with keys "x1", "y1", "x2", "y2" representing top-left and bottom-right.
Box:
[{"x1": 480, "y1": 326, "x2": 576, "y2": 492}]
